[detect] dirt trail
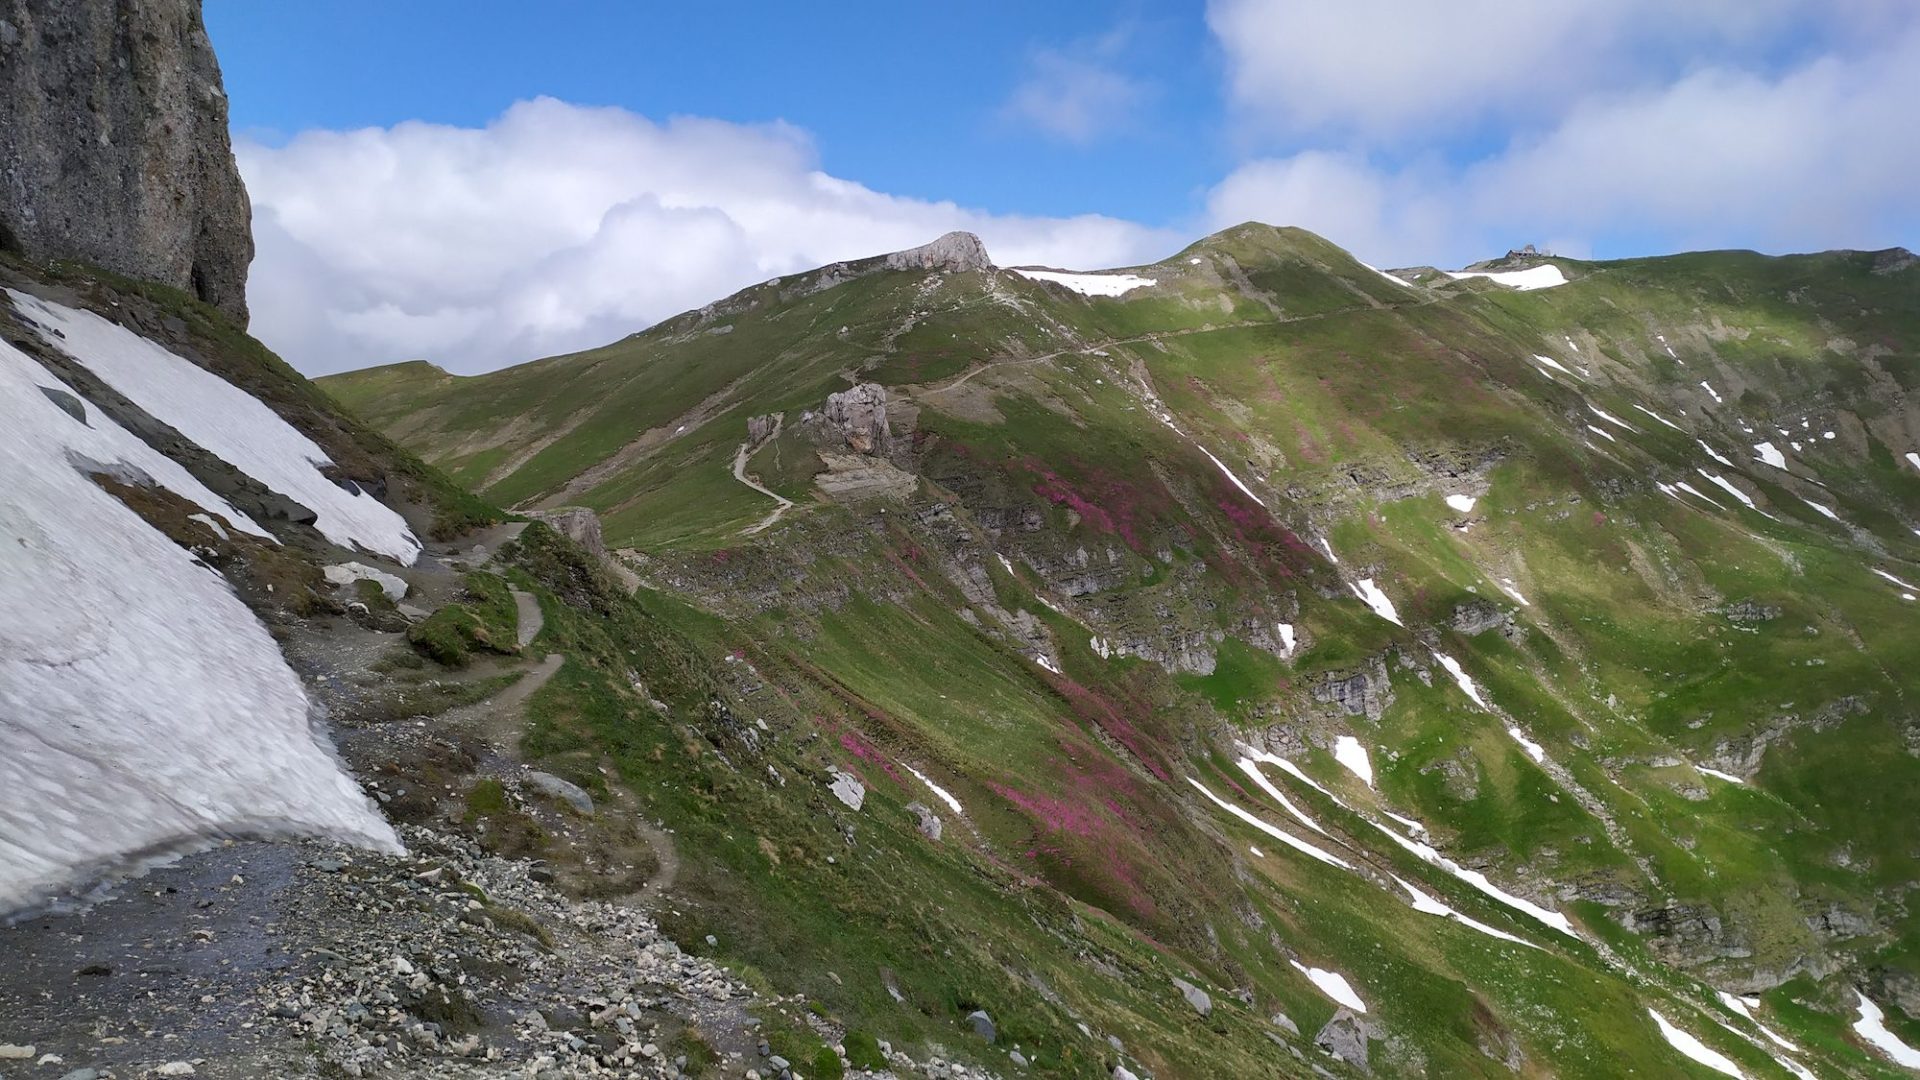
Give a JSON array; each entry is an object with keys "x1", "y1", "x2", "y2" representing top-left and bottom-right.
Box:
[
  {"x1": 511, "y1": 588, "x2": 543, "y2": 648},
  {"x1": 731, "y1": 415, "x2": 793, "y2": 535}
]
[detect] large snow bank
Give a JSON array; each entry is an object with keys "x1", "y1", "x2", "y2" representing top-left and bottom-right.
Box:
[
  {"x1": 1853, "y1": 991, "x2": 1920, "y2": 1068},
  {"x1": 0, "y1": 339, "x2": 399, "y2": 913},
  {"x1": 1444, "y1": 265, "x2": 1568, "y2": 291},
  {"x1": 10, "y1": 291, "x2": 421, "y2": 564},
  {"x1": 1012, "y1": 269, "x2": 1156, "y2": 297}
]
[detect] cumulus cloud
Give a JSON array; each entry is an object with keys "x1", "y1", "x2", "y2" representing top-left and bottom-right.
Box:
[
  {"x1": 1205, "y1": 0, "x2": 1911, "y2": 141},
  {"x1": 240, "y1": 98, "x2": 1175, "y2": 375},
  {"x1": 1205, "y1": 14, "x2": 1920, "y2": 268}
]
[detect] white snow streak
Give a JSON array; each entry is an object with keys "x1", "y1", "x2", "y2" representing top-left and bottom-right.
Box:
[
  {"x1": 1317, "y1": 537, "x2": 1340, "y2": 564},
  {"x1": 1673, "y1": 480, "x2": 1725, "y2": 510},
  {"x1": 1854, "y1": 991, "x2": 1920, "y2": 1068},
  {"x1": 11, "y1": 292, "x2": 421, "y2": 564},
  {"x1": 1367, "y1": 820, "x2": 1577, "y2": 937},
  {"x1": 1872, "y1": 567, "x2": 1920, "y2": 591},
  {"x1": 1290, "y1": 961, "x2": 1369, "y2": 1011},
  {"x1": 1586, "y1": 424, "x2": 1618, "y2": 443},
  {"x1": 1532, "y1": 353, "x2": 1578, "y2": 377},
  {"x1": 1444, "y1": 265, "x2": 1568, "y2": 291},
  {"x1": 1393, "y1": 875, "x2": 1537, "y2": 948},
  {"x1": 1696, "y1": 766, "x2": 1745, "y2": 785},
  {"x1": 1696, "y1": 471, "x2": 1757, "y2": 510},
  {"x1": 0, "y1": 341, "x2": 399, "y2": 913},
  {"x1": 1012, "y1": 268, "x2": 1156, "y2": 297},
  {"x1": 1632, "y1": 403, "x2": 1685, "y2": 431},
  {"x1": 1186, "y1": 778, "x2": 1351, "y2": 869},
  {"x1": 1752, "y1": 442, "x2": 1787, "y2": 469},
  {"x1": 1716, "y1": 992, "x2": 1797, "y2": 1051},
  {"x1": 1350, "y1": 577, "x2": 1401, "y2": 625},
  {"x1": 1649, "y1": 1010, "x2": 1746, "y2": 1078},
  {"x1": 1588, "y1": 403, "x2": 1639, "y2": 433},
  {"x1": 1197, "y1": 444, "x2": 1263, "y2": 505},
  {"x1": 1498, "y1": 578, "x2": 1531, "y2": 606},
  {"x1": 1235, "y1": 757, "x2": 1334, "y2": 837},
  {"x1": 324, "y1": 561, "x2": 408, "y2": 600},
  {"x1": 904, "y1": 764, "x2": 965, "y2": 816},
  {"x1": 1333, "y1": 736, "x2": 1374, "y2": 788},
  {"x1": 1507, "y1": 726, "x2": 1548, "y2": 764},
  {"x1": 1700, "y1": 381, "x2": 1724, "y2": 404},
  {"x1": 1431, "y1": 651, "x2": 1491, "y2": 710},
  {"x1": 1799, "y1": 497, "x2": 1841, "y2": 522},
  {"x1": 1696, "y1": 440, "x2": 1736, "y2": 467}
]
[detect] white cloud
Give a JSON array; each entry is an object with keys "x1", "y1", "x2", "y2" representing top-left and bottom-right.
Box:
[
  {"x1": 1205, "y1": 0, "x2": 1910, "y2": 141},
  {"x1": 1205, "y1": 20, "x2": 1920, "y2": 268},
  {"x1": 1002, "y1": 45, "x2": 1147, "y2": 144},
  {"x1": 240, "y1": 98, "x2": 1174, "y2": 375}
]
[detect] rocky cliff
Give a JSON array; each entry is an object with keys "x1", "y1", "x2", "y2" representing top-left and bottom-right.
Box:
[{"x1": 0, "y1": 0, "x2": 253, "y2": 324}]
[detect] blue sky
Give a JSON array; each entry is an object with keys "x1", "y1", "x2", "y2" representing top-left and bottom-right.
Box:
[{"x1": 207, "y1": 2, "x2": 1920, "y2": 375}]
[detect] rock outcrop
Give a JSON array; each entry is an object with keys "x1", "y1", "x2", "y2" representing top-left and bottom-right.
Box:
[
  {"x1": 883, "y1": 231, "x2": 992, "y2": 273},
  {"x1": 822, "y1": 383, "x2": 892, "y2": 454},
  {"x1": 0, "y1": 0, "x2": 253, "y2": 324}
]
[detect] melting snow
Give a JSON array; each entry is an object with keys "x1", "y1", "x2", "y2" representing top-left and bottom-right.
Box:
[
  {"x1": 1333, "y1": 736, "x2": 1374, "y2": 787},
  {"x1": 324, "y1": 561, "x2": 408, "y2": 600},
  {"x1": 1716, "y1": 993, "x2": 1796, "y2": 1051},
  {"x1": 1036, "y1": 655, "x2": 1062, "y2": 675},
  {"x1": 1673, "y1": 480, "x2": 1725, "y2": 510},
  {"x1": 0, "y1": 341, "x2": 399, "y2": 912},
  {"x1": 1532, "y1": 353, "x2": 1578, "y2": 377},
  {"x1": 904, "y1": 764, "x2": 964, "y2": 816},
  {"x1": 1906, "y1": 452, "x2": 1920, "y2": 471},
  {"x1": 1507, "y1": 727, "x2": 1548, "y2": 764},
  {"x1": 1697, "y1": 471, "x2": 1757, "y2": 510},
  {"x1": 1588, "y1": 404, "x2": 1639, "y2": 433},
  {"x1": 1872, "y1": 568, "x2": 1919, "y2": 591},
  {"x1": 1752, "y1": 442, "x2": 1787, "y2": 469},
  {"x1": 1700, "y1": 381, "x2": 1724, "y2": 404},
  {"x1": 1350, "y1": 578, "x2": 1402, "y2": 625},
  {"x1": 1276, "y1": 623, "x2": 1296, "y2": 655},
  {"x1": 1197, "y1": 444, "x2": 1263, "y2": 504},
  {"x1": 1317, "y1": 537, "x2": 1340, "y2": 564},
  {"x1": 1632, "y1": 403, "x2": 1685, "y2": 431},
  {"x1": 1236, "y1": 757, "x2": 1334, "y2": 837},
  {"x1": 1854, "y1": 991, "x2": 1920, "y2": 1068},
  {"x1": 1431, "y1": 651, "x2": 1491, "y2": 710},
  {"x1": 1444, "y1": 265, "x2": 1568, "y2": 291},
  {"x1": 1799, "y1": 498, "x2": 1841, "y2": 522},
  {"x1": 1290, "y1": 962, "x2": 1368, "y2": 1012},
  {"x1": 1445, "y1": 494, "x2": 1477, "y2": 513},
  {"x1": 1822, "y1": 431, "x2": 1835, "y2": 440},
  {"x1": 1498, "y1": 578, "x2": 1531, "y2": 606},
  {"x1": 1696, "y1": 765, "x2": 1745, "y2": 785},
  {"x1": 1368, "y1": 820, "x2": 1577, "y2": 937},
  {"x1": 1393, "y1": 875, "x2": 1537, "y2": 947},
  {"x1": 1012, "y1": 269, "x2": 1156, "y2": 297},
  {"x1": 1649, "y1": 1010, "x2": 1746, "y2": 1078},
  {"x1": 996, "y1": 553, "x2": 1015, "y2": 575},
  {"x1": 1586, "y1": 424, "x2": 1617, "y2": 443},
  {"x1": 1187, "y1": 778, "x2": 1351, "y2": 869},
  {"x1": 12, "y1": 292, "x2": 421, "y2": 564},
  {"x1": 187, "y1": 512, "x2": 230, "y2": 540},
  {"x1": 1696, "y1": 440, "x2": 1736, "y2": 467}
]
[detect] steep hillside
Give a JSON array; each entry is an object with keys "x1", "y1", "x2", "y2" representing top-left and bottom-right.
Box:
[{"x1": 319, "y1": 223, "x2": 1920, "y2": 1078}]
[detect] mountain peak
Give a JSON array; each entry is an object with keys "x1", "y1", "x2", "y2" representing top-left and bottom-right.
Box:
[{"x1": 882, "y1": 231, "x2": 993, "y2": 273}]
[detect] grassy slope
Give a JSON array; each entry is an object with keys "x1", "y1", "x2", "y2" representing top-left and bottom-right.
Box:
[{"x1": 324, "y1": 227, "x2": 1920, "y2": 1078}]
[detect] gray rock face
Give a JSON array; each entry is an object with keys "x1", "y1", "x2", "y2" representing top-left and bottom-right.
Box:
[
  {"x1": 530, "y1": 507, "x2": 608, "y2": 560},
  {"x1": 0, "y1": 0, "x2": 253, "y2": 324},
  {"x1": 822, "y1": 383, "x2": 892, "y2": 455},
  {"x1": 883, "y1": 231, "x2": 993, "y2": 273},
  {"x1": 1314, "y1": 1008, "x2": 1373, "y2": 1074},
  {"x1": 1171, "y1": 976, "x2": 1212, "y2": 1017},
  {"x1": 524, "y1": 771, "x2": 594, "y2": 816},
  {"x1": 966, "y1": 1009, "x2": 996, "y2": 1042}
]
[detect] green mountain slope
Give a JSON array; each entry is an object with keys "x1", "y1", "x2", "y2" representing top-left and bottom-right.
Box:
[{"x1": 321, "y1": 224, "x2": 1920, "y2": 1078}]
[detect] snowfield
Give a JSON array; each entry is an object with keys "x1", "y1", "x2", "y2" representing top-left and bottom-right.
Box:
[
  {"x1": 1752, "y1": 441, "x2": 1787, "y2": 469},
  {"x1": 10, "y1": 291, "x2": 422, "y2": 564},
  {"x1": 1011, "y1": 268, "x2": 1156, "y2": 297},
  {"x1": 0, "y1": 338, "x2": 399, "y2": 914},
  {"x1": 1289, "y1": 961, "x2": 1368, "y2": 1011},
  {"x1": 1649, "y1": 1009, "x2": 1746, "y2": 1078},
  {"x1": 1854, "y1": 991, "x2": 1920, "y2": 1068},
  {"x1": 1444, "y1": 265, "x2": 1568, "y2": 291},
  {"x1": 1333, "y1": 736, "x2": 1374, "y2": 787}
]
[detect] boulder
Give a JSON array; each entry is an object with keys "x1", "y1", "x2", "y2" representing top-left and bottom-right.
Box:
[
  {"x1": 1314, "y1": 1008, "x2": 1372, "y2": 1074},
  {"x1": 525, "y1": 771, "x2": 594, "y2": 816},
  {"x1": 1171, "y1": 976, "x2": 1212, "y2": 1017}
]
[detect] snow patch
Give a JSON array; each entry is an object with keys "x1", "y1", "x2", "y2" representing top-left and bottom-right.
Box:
[
  {"x1": 1035, "y1": 655, "x2": 1062, "y2": 675},
  {"x1": 1799, "y1": 497, "x2": 1841, "y2": 522},
  {"x1": 1444, "y1": 265, "x2": 1568, "y2": 291},
  {"x1": 1697, "y1": 470, "x2": 1757, "y2": 510},
  {"x1": 1696, "y1": 440, "x2": 1736, "y2": 467},
  {"x1": 1498, "y1": 578, "x2": 1531, "y2": 606},
  {"x1": 1632, "y1": 403, "x2": 1685, "y2": 431},
  {"x1": 1289, "y1": 961, "x2": 1368, "y2": 1012},
  {"x1": 1904, "y1": 452, "x2": 1920, "y2": 471},
  {"x1": 904, "y1": 764, "x2": 964, "y2": 816},
  {"x1": 1012, "y1": 269, "x2": 1156, "y2": 297},
  {"x1": 1444, "y1": 494, "x2": 1476, "y2": 513},
  {"x1": 1588, "y1": 403, "x2": 1639, "y2": 433},
  {"x1": 1700, "y1": 381, "x2": 1724, "y2": 404},
  {"x1": 1649, "y1": 1010, "x2": 1746, "y2": 1078},
  {"x1": 1235, "y1": 757, "x2": 1334, "y2": 837},
  {"x1": 1716, "y1": 993, "x2": 1796, "y2": 1051},
  {"x1": 1696, "y1": 765, "x2": 1745, "y2": 785},
  {"x1": 1317, "y1": 537, "x2": 1339, "y2": 564},
  {"x1": 1752, "y1": 442, "x2": 1787, "y2": 469},
  {"x1": 1673, "y1": 480, "x2": 1725, "y2": 510},
  {"x1": 1532, "y1": 353, "x2": 1577, "y2": 377},
  {"x1": 1586, "y1": 423, "x2": 1618, "y2": 443},
  {"x1": 1350, "y1": 577, "x2": 1401, "y2": 626},
  {"x1": 1368, "y1": 820, "x2": 1577, "y2": 937},
  {"x1": 1187, "y1": 778, "x2": 1351, "y2": 869},
  {"x1": 1507, "y1": 727, "x2": 1548, "y2": 764},
  {"x1": 1872, "y1": 567, "x2": 1919, "y2": 591},
  {"x1": 1854, "y1": 991, "x2": 1920, "y2": 1068},
  {"x1": 1431, "y1": 651, "x2": 1490, "y2": 710},
  {"x1": 1197, "y1": 444, "x2": 1263, "y2": 505},
  {"x1": 1333, "y1": 736, "x2": 1374, "y2": 788},
  {"x1": 187, "y1": 512, "x2": 229, "y2": 540},
  {"x1": 0, "y1": 340, "x2": 400, "y2": 912},
  {"x1": 1276, "y1": 622, "x2": 1296, "y2": 656},
  {"x1": 1393, "y1": 875, "x2": 1537, "y2": 947},
  {"x1": 12, "y1": 292, "x2": 421, "y2": 564}
]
